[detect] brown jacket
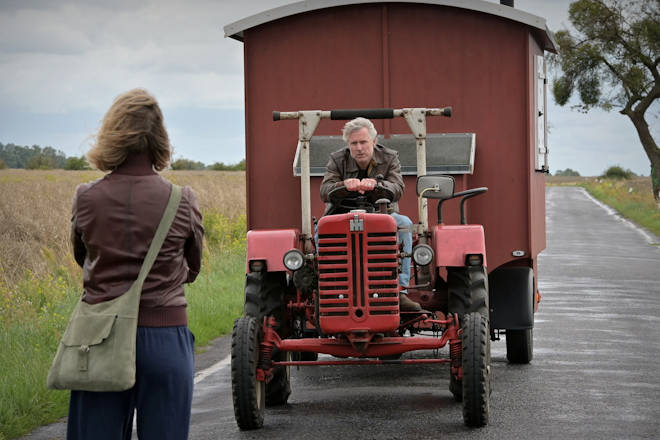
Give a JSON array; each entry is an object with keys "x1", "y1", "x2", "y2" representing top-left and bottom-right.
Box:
[
  {"x1": 320, "y1": 144, "x2": 405, "y2": 215},
  {"x1": 71, "y1": 152, "x2": 204, "y2": 327}
]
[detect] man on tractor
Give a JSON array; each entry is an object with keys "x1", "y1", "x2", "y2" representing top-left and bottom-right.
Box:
[{"x1": 320, "y1": 117, "x2": 422, "y2": 312}]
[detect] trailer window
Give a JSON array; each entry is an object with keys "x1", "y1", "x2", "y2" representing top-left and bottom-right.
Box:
[{"x1": 534, "y1": 55, "x2": 548, "y2": 172}]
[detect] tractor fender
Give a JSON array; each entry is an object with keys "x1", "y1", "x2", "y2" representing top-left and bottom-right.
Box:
[
  {"x1": 246, "y1": 229, "x2": 300, "y2": 273},
  {"x1": 431, "y1": 225, "x2": 487, "y2": 268},
  {"x1": 488, "y1": 266, "x2": 534, "y2": 330}
]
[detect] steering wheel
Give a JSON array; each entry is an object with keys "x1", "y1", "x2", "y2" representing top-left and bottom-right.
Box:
[{"x1": 328, "y1": 184, "x2": 395, "y2": 213}]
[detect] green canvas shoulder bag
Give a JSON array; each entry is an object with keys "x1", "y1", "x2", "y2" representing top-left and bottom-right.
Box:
[{"x1": 47, "y1": 184, "x2": 182, "y2": 392}]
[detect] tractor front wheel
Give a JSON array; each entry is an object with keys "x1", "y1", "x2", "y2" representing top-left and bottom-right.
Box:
[
  {"x1": 462, "y1": 312, "x2": 490, "y2": 427},
  {"x1": 266, "y1": 350, "x2": 291, "y2": 406},
  {"x1": 231, "y1": 316, "x2": 265, "y2": 430}
]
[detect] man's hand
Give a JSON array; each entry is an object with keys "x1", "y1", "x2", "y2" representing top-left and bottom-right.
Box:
[
  {"x1": 344, "y1": 178, "x2": 377, "y2": 194},
  {"x1": 344, "y1": 178, "x2": 361, "y2": 192},
  {"x1": 359, "y1": 178, "x2": 377, "y2": 192}
]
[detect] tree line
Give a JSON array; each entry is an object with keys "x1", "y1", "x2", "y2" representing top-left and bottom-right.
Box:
[
  {"x1": 0, "y1": 142, "x2": 245, "y2": 171},
  {"x1": 0, "y1": 142, "x2": 88, "y2": 170}
]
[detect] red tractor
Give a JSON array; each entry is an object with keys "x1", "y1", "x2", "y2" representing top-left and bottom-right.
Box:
[{"x1": 231, "y1": 107, "x2": 493, "y2": 429}]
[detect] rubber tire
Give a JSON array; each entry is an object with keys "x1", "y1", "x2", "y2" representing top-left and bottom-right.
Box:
[
  {"x1": 266, "y1": 350, "x2": 291, "y2": 406},
  {"x1": 462, "y1": 312, "x2": 490, "y2": 427},
  {"x1": 231, "y1": 316, "x2": 265, "y2": 430},
  {"x1": 448, "y1": 266, "x2": 489, "y2": 319},
  {"x1": 244, "y1": 272, "x2": 288, "y2": 320},
  {"x1": 450, "y1": 373, "x2": 462, "y2": 402},
  {"x1": 506, "y1": 328, "x2": 533, "y2": 364}
]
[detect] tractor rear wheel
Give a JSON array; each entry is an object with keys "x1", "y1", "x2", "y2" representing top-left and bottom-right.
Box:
[
  {"x1": 450, "y1": 373, "x2": 462, "y2": 402},
  {"x1": 266, "y1": 350, "x2": 291, "y2": 406},
  {"x1": 244, "y1": 271, "x2": 288, "y2": 321},
  {"x1": 506, "y1": 328, "x2": 533, "y2": 364},
  {"x1": 231, "y1": 316, "x2": 265, "y2": 430},
  {"x1": 448, "y1": 266, "x2": 489, "y2": 319},
  {"x1": 462, "y1": 312, "x2": 490, "y2": 427}
]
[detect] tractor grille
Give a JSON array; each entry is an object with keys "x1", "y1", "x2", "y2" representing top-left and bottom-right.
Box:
[{"x1": 317, "y1": 213, "x2": 400, "y2": 333}]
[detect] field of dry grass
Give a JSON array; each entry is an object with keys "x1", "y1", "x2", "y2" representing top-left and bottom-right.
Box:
[{"x1": 0, "y1": 169, "x2": 245, "y2": 286}]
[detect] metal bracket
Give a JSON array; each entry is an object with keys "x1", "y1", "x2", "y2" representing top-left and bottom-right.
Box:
[
  {"x1": 299, "y1": 111, "x2": 322, "y2": 142},
  {"x1": 402, "y1": 108, "x2": 427, "y2": 139}
]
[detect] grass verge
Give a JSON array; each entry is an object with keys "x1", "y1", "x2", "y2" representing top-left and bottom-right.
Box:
[{"x1": 581, "y1": 179, "x2": 660, "y2": 237}]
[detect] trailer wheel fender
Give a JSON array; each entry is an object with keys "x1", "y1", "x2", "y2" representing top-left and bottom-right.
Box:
[{"x1": 488, "y1": 266, "x2": 534, "y2": 330}]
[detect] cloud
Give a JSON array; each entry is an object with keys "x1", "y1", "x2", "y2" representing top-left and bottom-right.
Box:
[
  {"x1": 0, "y1": 0, "x2": 250, "y2": 113},
  {"x1": 0, "y1": 0, "x2": 654, "y2": 175}
]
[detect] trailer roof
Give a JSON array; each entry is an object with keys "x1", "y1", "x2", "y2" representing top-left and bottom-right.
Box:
[{"x1": 224, "y1": 0, "x2": 557, "y2": 53}]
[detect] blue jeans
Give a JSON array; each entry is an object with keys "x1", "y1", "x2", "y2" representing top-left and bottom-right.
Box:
[{"x1": 390, "y1": 212, "x2": 413, "y2": 292}]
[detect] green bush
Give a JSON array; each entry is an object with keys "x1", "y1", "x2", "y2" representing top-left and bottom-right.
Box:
[
  {"x1": 208, "y1": 159, "x2": 245, "y2": 171},
  {"x1": 602, "y1": 165, "x2": 636, "y2": 179},
  {"x1": 554, "y1": 168, "x2": 581, "y2": 176},
  {"x1": 203, "y1": 213, "x2": 246, "y2": 249},
  {"x1": 171, "y1": 158, "x2": 206, "y2": 170},
  {"x1": 64, "y1": 156, "x2": 89, "y2": 170},
  {"x1": 0, "y1": 159, "x2": 6, "y2": 169}
]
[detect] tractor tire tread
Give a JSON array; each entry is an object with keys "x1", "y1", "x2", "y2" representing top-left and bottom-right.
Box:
[
  {"x1": 231, "y1": 316, "x2": 265, "y2": 430},
  {"x1": 462, "y1": 312, "x2": 490, "y2": 427}
]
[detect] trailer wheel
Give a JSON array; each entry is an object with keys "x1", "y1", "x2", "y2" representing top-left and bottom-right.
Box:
[
  {"x1": 448, "y1": 266, "x2": 489, "y2": 319},
  {"x1": 231, "y1": 316, "x2": 265, "y2": 430},
  {"x1": 506, "y1": 328, "x2": 533, "y2": 364},
  {"x1": 462, "y1": 312, "x2": 490, "y2": 427},
  {"x1": 266, "y1": 350, "x2": 291, "y2": 406}
]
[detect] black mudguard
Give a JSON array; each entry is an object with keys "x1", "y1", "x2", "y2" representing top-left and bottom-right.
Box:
[{"x1": 488, "y1": 266, "x2": 534, "y2": 330}]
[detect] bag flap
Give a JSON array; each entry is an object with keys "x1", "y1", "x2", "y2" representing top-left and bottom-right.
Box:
[{"x1": 61, "y1": 314, "x2": 117, "y2": 347}]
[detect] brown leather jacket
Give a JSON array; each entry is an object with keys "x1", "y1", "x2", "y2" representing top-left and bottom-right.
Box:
[
  {"x1": 320, "y1": 144, "x2": 405, "y2": 215},
  {"x1": 71, "y1": 152, "x2": 204, "y2": 327}
]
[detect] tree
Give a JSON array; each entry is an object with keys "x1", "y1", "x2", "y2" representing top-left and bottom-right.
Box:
[
  {"x1": 603, "y1": 164, "x2": 636, "y2": 179},
  {"x1": 26, "y1": 153, "x2": 57, "y2": 170},
  {"x1": 64, "y1": 155, "x2": 90, "y2": 170},
  {"x1": 552, "y1": 0, "x2": 660, "y2": 200}
]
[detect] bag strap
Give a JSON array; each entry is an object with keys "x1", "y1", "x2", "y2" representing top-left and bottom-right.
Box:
[{"x1": 135, "y1": 184, "x2": 182, "y2": 287}]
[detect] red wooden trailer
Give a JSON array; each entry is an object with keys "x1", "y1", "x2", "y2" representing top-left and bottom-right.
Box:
[{"x1": 224, "y1": 0, "x2": 557, "y2": 430}]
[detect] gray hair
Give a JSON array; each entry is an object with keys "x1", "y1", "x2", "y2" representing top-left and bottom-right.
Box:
[{"x1": 342, "y1": 117, "x2": 377, "y2": 142}]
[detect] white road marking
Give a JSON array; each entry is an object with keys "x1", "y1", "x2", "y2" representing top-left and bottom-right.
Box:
[{"x1": 194, "y1": 354, "x2": 231, "y2": 384}]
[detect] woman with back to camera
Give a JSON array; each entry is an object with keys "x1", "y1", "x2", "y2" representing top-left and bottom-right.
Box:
[{"x1": 67, "y1": 88, "x2": 204, "y2": 440}]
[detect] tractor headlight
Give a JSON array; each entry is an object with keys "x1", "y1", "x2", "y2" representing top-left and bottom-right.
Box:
[
  {"x1": 412, "y1": 244, "x2": 434, "y2": 266},
  {"x1": 283, "y1": 249, "x2": 305, "y2": 271}
]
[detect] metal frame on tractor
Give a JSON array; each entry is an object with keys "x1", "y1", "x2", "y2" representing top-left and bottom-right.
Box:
[{"x1": 232, "y1": 107, "x2": 492, "y2": 430}]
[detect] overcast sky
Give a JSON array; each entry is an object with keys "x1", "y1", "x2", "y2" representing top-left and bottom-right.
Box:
[{"x1": 0, "y1": 0, "x2": 656, "y2": 175}]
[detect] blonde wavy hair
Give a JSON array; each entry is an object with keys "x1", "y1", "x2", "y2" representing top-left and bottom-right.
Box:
[{"x1": 87, "y1": 89, "x2": 171, "y2": 171}]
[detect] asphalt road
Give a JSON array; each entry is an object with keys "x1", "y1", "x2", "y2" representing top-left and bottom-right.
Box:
[{"x1": 23, "y1": 186, "x2": 660, "y2": 439}]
